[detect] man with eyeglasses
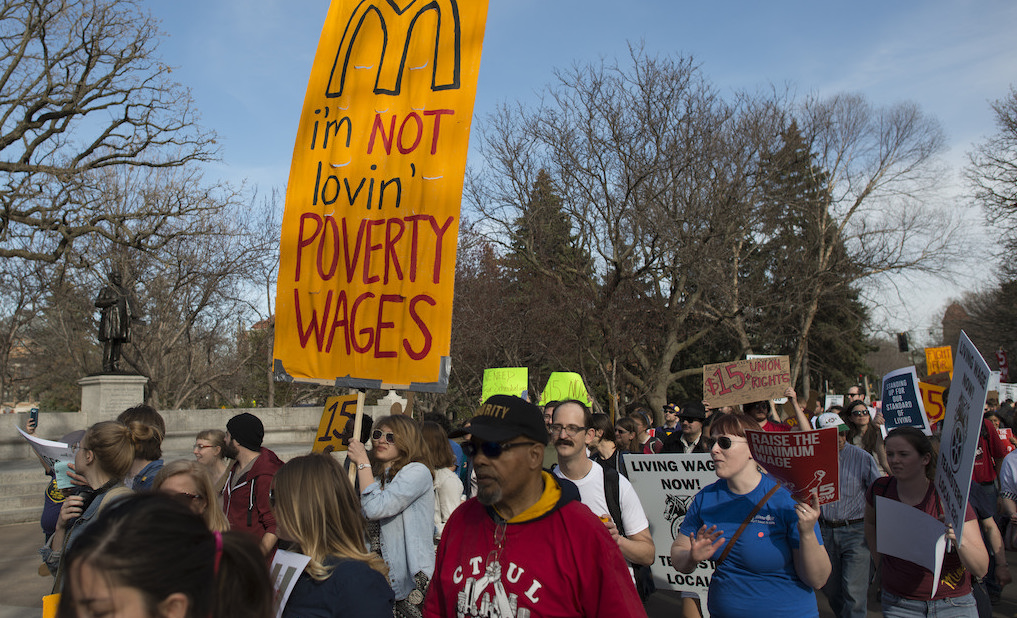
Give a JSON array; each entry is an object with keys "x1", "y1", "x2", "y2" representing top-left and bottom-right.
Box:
[
  {"x1": 425, "y1": 395, "x2": 644, "y2": 617},
  {"x1": 814, "y1": 412, "x2": 880, "y2": 618},
  {"x1": 551, "y1": 401, "x2": 655, "y2": 592},
  {"x1": 846, "y1": 386, "x2": 865, "y2": 403}
]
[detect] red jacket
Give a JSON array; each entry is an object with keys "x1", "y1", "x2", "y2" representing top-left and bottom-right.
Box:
[
  {"x1": 221, "y1": 447, "x2": 284, "y2": 539},
  {"x1": 973, "y1": 418, "x2": 1009, "y2": 484}
]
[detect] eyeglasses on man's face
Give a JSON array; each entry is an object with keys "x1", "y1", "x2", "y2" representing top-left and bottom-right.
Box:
[{"x1": 549, "y1": 424, "x2": 587, "y2": 437}]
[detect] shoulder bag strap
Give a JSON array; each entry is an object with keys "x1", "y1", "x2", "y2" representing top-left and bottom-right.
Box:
[{"x1": 715, "y1": 482, "x2": 781, "y2": 565}]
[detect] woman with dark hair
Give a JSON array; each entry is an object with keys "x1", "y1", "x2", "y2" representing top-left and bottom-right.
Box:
[
  {"x1": 672, "y1": 413, "x2": 830, "y2": 617},
  {"x1": 843, "y1": 400, "x2": 889, "y2": 475},
  {"x1": 420, "y1": 421, "x2": 464, "y2": 541},
  {"x1": 272, "y1": 454, "x2": 394, "y2": 618},
  {"x1": 57, "y1": 493, "x2": 272, "y2": 618},
  {"x1": 347, "y1": 415, "x2": 435, "y2": 616},
  {"x1": 589, "y1": 414, "x2": 628, "y2": 476},
  {"x1": 614, "y1": 416, "x2": 639, "y2": 454},
  {"x1": 193, "y1": 429, "x2": 230, "y2": 492},
  {"x1": 40, "y1": 420, "x2": 148, "y2": 579},
  {"x1": 865, "y1": 426, "x2": 988, "y2": 616},
  {"x1": 154, "y1": 459, "x2": 229, "y2": 532}
]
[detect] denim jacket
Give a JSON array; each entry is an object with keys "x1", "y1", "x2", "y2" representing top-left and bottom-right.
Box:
[
  {"x1": 40, "y1": 485, "x2": 131, "y2": 576},
  {"x1": 361, "y1": 461, "x2": 435, "y2": 600}
]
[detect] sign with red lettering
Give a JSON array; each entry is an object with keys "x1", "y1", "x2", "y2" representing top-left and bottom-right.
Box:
[
  {"x1": 272, "y1": 1, "x2": 490, "y2": 390},
  {"x1": 702, "y1": 356, "x2": 791, "y2": 408},
  {"x1": 746, "y1": 428, "x2": 840, "y2": 505},
  {"x1": 925, "y1": 346, "x2": 953, "y2": 377}
]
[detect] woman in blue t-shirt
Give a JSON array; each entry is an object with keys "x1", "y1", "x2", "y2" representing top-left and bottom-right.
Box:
[{"x1": 671, "y1": 412, "x2": 831, "y2": 618}]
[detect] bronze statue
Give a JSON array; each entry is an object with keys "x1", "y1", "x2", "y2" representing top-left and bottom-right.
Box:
[{"x1": 95, "y1": 271, "x2": 141, "y2": 373}]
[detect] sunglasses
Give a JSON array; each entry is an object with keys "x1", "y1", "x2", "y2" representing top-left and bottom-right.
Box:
[
  {"x1": 714, "y1": 436, "x2": 747, "y2": 449},
  {"x1": 372, "y1": 430, "x2": 396, "y2": 444},
  {"x1": 463, "y1": 440, "x2": 536, "y2": 459},
  {"x1": 851, "y1": 410, "x2": 869, "y2": 416}
]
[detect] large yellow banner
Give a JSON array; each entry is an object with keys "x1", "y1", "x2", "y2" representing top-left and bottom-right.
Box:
[{"x1": 273, "y1": 0, "x2": 489, "y2": 390}]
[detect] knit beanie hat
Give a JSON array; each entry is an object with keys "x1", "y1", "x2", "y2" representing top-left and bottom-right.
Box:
[{"x1": 226, "y1": 413, "x2": 264, "y2": 451}]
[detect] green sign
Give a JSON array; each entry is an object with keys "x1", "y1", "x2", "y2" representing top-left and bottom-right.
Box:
[
  {"x1": 540, "y1": 372, "x2": 591, "y2": 406},
  {"x1": 482, "y1": 367, "x2": 529, "y2": 402}
]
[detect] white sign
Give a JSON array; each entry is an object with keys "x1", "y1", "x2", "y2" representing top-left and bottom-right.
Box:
[
  {"x1": 17, "y1": 427, "x2": 75, "y2": 470},
  {"x1": 934, "y1": 331, "x2": 991, "y2": 548},
  {"x1": 999, "y1": 383, "x2": 1017, "y2": 403},
  {"x1": 270, "y1": 549, "x2": 312, "y2": 618},
  {"x1": 625, "y1": 453, "x2": 717, "y2": 614},
  {"x1": 875, "y1": 496, "x2": 948, "y2": 598},
  {"x1": 824, "y1": 394, "x2": 844, "y2": 410}
]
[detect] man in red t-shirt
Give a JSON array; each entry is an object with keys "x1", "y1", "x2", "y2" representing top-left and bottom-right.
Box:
[{"x1": 425, "y1": 395, "x2": 644, "y2": 618}]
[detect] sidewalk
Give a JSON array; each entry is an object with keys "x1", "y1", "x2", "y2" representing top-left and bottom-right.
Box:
[
  {"x1": 4, "y1": 516, "x2": 1017, "y2": 617},
  {"x1": 0, "y1": 522, "x2": 53, "y2": 618}
]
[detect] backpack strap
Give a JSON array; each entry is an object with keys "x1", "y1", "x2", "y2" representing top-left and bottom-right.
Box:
[{"x1": 602, "y1": 463, "x2": 626, "y2": 537}]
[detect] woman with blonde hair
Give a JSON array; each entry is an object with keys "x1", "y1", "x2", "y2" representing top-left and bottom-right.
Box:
[
  {"x1": 193, "y1": 429, "x2": 230, "y2": 491},
  {"x1": 40, "y1": 420, "x2": 148, "y2": 580},
  {"x1": 154, "y1": 459, "x2": 229, "y2": 532},
  {"x1": 348, "y1": 415, "x2": 434, "y2": 617},
  {"x1": 272, "y1": 453, "x2": 393, "y2": 617},
  {"x1": 420, "y1": 421, "x2": 464, "y2": 541}
]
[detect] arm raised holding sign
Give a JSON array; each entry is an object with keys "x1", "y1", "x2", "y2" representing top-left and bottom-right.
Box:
[{"x1": 670, "y1": 413, "x2": 830, "y2": 617}]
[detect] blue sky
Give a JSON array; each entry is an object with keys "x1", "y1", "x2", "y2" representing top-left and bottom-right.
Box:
[{"x1": 143, "y1": 0, "x2": 1017, "y2": 337}]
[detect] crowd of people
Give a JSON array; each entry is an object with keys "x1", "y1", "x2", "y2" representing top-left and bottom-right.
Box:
[{"x1": 22, "y1": 387, "x2": 1017, "y2": 617}]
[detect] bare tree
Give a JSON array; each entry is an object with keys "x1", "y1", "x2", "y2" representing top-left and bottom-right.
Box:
[
  {"x1": 969, "y1": 86, "x2": 1017, "y2": 261},
  {"x1": 469, "y1": 49, "x2": 775, "y2": 414},
  {"x1": 0, "y1": 0, "x2": 218, "y2": 264}
]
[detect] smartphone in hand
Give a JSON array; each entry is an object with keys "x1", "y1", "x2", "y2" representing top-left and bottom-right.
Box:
[{"x1": 29, "y1": 406, "x2": 39, "y2": 429}]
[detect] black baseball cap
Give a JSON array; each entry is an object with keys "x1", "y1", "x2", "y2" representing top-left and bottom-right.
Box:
[
  {"x1": 467, "y1": 395, "x2": 549, "y2": 445},
  {"x1": 679, "y1": 400, "x2": 708, "y2": 421}
]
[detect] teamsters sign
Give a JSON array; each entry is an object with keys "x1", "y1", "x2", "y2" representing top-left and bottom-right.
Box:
[{"x1": 273, "y1": 1, "x2": 490, "y2": 390}]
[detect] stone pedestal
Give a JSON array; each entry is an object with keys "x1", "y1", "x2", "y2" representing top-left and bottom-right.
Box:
[{"x1": 78, "y1": 374, "x2": 149, "y2": 426}]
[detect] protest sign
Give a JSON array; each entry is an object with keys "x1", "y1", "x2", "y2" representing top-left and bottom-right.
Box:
[
  {"x1": 1000, "y1": 383, "x2": 1017, "y2": 402},
  {"x1": 880, "y1": 367, "x2": 931, "y2": 436},
  {"x1": 481, "y1": 367, "x2": 528, "y2": 402},
  {"x1": 935, "y1": 331, "x2": 991, "y2": 548},
  {"x1": 539, "y1": 372, "x2": 591, "y2": 406},
  {"x1": 824, "y1": 394, "x2": 844, "y2": 410},
  {"x1": 702, "y1": 356, "x2": 791, "y2": 408},
  {"x1": 270, "y1": 549, "x2": 312, "y2": 618},
  {"x1": 17, "y1": 427, "x2": 74, "y2": 470},
  {"x1": 625, "y1": 453, "x2": 718, "y2": 612},
  {"x1": 1000, "y1": 428, "x2": 1015, "y2": 455},
  {"x1": 745, "y1": 429, "x2": 839, "y2": 504},
  {"x1": 312, "y1": 394, "x2": 360, "y2": 453},
  {"x1": 272, "y1": 1, "x2": 490, "y2": 391},
  {"x1": 925, "y1": 346, "x2": 953, "y2": 377},
  {"x1": 746, "y1": 354, "x2": 788, "y2": 404},
  {"x1": 918, "y1": 382, "x2": 946, "y2": 425},
  {"x1": 875, "y1": 496, "x2": 948, "y2": 598}
]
